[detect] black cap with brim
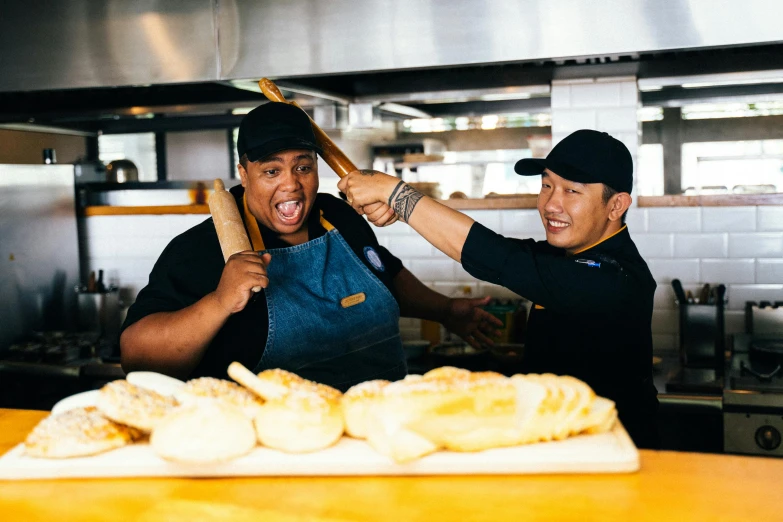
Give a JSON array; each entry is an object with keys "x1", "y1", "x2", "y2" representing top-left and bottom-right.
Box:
[
  {"x1": 514, "y1": 157, "x2": 596, "y2": 185},
  {"x1": 513, "y1": 129, "x2": 634, "y2": 194},
  {"x1": 245, "y1": 137, "x2": 323, "y2": 163},
  {"x1": 237, "y1": 102, "x2": 323, "y2": 164}
]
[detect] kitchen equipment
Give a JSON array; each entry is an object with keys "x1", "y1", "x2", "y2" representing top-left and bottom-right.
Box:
[
  {"x1": 207, "y1": 179, "x2": 261, "y2": 293},
  {"x1": 259, "y1": 78, "x2": 357, "y2": 178},
  {"x1": 42, "y1": 149, "x2": 56, "y2": 164},
  {"x1": 0, "y1": 421, "x2": 638, "y2": 479},
  {"x1": 105, "y1": 159, "x2": 139, "y2": 183},
  {"x1": 75, "y1": 287, "x2": 121, "y2": 352},
  {"x1": 724, "y1": 333, "x2": 783, "y2": 457},
  {"x1": 672, "y1": 280, "x2": 726, "y2": 373}
]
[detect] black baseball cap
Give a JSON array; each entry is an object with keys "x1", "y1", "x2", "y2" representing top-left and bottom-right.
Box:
[
  {"x1": 514, "y1": 129, "x2": 633, "y2": 194},
  {"x1": 237, "y1": 102, "x2": 322, "y2": 162}
]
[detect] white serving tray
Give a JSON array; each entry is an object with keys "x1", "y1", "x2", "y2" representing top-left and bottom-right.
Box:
[{"x1": 0, "y1": 422, "x2": 639, "y2": 480}]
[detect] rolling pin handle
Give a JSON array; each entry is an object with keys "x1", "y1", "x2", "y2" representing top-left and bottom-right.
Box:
[{"x1": 259, "y1": 78, "x2": 287, "y2": 103}]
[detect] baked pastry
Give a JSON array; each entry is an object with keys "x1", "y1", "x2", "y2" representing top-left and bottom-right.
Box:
[
  {"x1": 176, "y1": 377, "x2": 265, "y2": 419},
  {"x1": 96, "y1": 380, "x2": 179, "y2": 432},
  {"x1": 126, "y1": 371, "x2": 185, "y2": 397},
  {"x1": 150, "y1": 401, "x2": 256, "y2": 464},
  {"x1": 23, "y1": 406, "x2": 141, "y2": 458},
  {"x1": 228, "y1": 363, "x2": 305, "y2": 400},
  {"x1": 341, "y1": 379, "x2": 389, "y2": 439},
  {"x1": 253, "y1": 385, "x2": 345, "y2": 453},
  {"x1": 227, "y1": 362, "x2": 344, "y2": 453}
]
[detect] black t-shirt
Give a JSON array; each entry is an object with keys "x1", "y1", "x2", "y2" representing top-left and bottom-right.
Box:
[
  {"x1": 461, "y1": 223, "x2": 660, "y2": 448},
  {"x1": 122, "y1": 187, "x2": 403, "y2": 380}
]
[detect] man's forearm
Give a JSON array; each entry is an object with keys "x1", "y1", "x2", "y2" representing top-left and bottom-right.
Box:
[
  {"x1": 393, "y1": 267, "x2": 449, "y2": 322},
  {"x1": 120, "y1": 292, "x2": 231, "y2": 379},
  {"x1": 390, "y1": 185, "x2": 475, "y2": 262}
]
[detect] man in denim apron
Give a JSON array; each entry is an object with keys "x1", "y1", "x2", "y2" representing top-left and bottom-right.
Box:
[{"x1": 120, "y1": 103, "x2": 501, "y2": 391}]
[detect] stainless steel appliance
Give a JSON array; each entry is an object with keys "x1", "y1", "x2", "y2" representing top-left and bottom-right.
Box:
[
  {"x1": 724, "y1": 303, "x2": 783, "y2": 457},
  {"x1": 0, "y1": 164, "x2": 80, "y2": 352}
]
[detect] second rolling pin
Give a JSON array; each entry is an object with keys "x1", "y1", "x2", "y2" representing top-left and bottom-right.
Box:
[
  {"x1": 258, "y1": 78, "x2": 357, "y2": 178},
  {"x1": 208, "y1": 179, "x2": 261, "y2": 292}
]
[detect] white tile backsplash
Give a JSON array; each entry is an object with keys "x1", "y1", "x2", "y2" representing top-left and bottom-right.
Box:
[
  {"x1": 724, "y1": 311, "x2": 746, "y2": 336},
  {"x1": 700, "y1": 259, "x2": 755, "y2": 284},
  {"x1": 756, "y1": 259, "x2": 783, "y2": 284},
  {"x1": 409, "y1": 259, "x2": 456, "y2": 281},
  {"x1": 624, "y1": 208, "x2": 647, "y2": 233},
  {"x1": 386, "y1": 235, "x2": 435, "y2": 258},
  {"x1": 652, "y1": 310, "x2": 679, "y2": 334},
  {"x1": 757, "y1": 207, "x2": 783, "y2": 231},
  {"x1": 596, "y1": 108, "x2": 639, "y2": 133},
  {"x1": 649, "y1": 259, "x2": 700, "y2": 284},
  {"x1": 432, "y1": 282, "x2": 479, "y2": 297},
  {"x1": 550, "y1": 84, "x2": 571, "y2": 109},
  {"x1": 552, "y1": 109, "x2": 597, "y2": 133},
  {"x1": 673, "y1": 234, "x2": 727, "y2": 258},
  {"x1": 647, "y1": 208, "x2": 701, "y2": 232},
  {"x1": 653, "y1": 285, "x2": 677, "y2": 310},
  {"x1": 702, "y1": 207, "x2": 756, "y2": 232},
  {"x1": 728, "y1": 233, "x2": 783, "y2": 258},
  {"x1": 727, "y1": 284, "x2": 783, "y2": 310},
  {"x1": 633, "y1": 234, "x2": 673, "y2": 259},
  {"x1": 462, "y1": 210, "x2": 501, "y2": 233},
  {"x1": 569, "y1": 82, "x2": 621, "y2": 108},
  {"x1": 501, "y1": 210, "x2": 542, "y2": 236}
]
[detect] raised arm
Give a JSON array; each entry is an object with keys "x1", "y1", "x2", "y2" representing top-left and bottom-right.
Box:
[{"x1": 338, "y1": 171, "x2": 473, "y2": 261}]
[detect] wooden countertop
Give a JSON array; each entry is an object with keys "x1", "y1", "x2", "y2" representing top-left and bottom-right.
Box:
[{"x1": 2, "y1": 409, "x2": 782, "y2": 521}]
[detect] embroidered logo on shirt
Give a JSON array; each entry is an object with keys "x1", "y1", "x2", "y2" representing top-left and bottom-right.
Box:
[
  {"x1": 341, "y1": 292, "x2": 366, "y2": 308},
  {"x1": 364, "y1": 246, "x2": 385, "y2": 272},
  {"x1": 575, "y1": 259, "x2": 601, "y2": 268}
]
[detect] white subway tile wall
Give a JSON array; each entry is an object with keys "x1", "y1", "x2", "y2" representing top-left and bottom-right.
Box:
[
  {"x1": 86, "y1": 204, "x2": 783, "y2": 355},
  {"x1": 758, "y1": 207, "x2": 783, "y2": 231}
]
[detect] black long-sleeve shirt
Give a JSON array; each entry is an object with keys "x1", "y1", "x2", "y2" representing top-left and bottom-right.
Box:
[{"x1": 462, "y1": 223, "x2": 659, "y2": 448}]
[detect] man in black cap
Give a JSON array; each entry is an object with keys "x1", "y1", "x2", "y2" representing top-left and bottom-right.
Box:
[
  {"x1": 338, "y1": 129, "x2": 660, "y2": 448},
  {"x1": 121, "y1": 102, "x2": 500, "y2": 390}
]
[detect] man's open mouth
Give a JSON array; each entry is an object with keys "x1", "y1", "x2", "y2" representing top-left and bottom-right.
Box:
[{"x1": 275, "y1": 200, "x2": 303, "y2": 224}]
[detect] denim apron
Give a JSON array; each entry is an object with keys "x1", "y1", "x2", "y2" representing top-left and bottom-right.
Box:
[{"x1": 243, "y1": 196, "x2": 407, "y2": 391}]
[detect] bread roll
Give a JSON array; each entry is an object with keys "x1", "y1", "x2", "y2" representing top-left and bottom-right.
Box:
[
  {"x1": 24, "y1": 406, "x2": 141, "y2": 458},
  {"x1": 341, "y1": 379, "x2": 389, "y2": 439},
  {"x1": 96, "y1": 380, "x2": 179, "y2": 432},
  {"x1": 126, "y1": 371, "x2": 185, "y2": 397},
  {"x1": 177, "y1": 377, "x2": 265, "y2": 419},
  {"x1": 151, "y1": 402, "x2": 256, "y2": 464},
  {"x1": 254, "y1": 385, "x2": 344, "y2": 453},
  {"x1": 228, "y1": 362, "x2": 305, "y2": 400}
]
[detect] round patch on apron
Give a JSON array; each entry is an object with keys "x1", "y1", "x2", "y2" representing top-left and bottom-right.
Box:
[{"x1": 364, "y1": 246, "x2": 385, "y2": 272}]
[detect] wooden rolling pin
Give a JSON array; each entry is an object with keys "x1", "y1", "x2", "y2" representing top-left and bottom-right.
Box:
[
  {"x1": 208, "y1": 179, "x2": 262, "y2": 292},
  {"x1": 259, "y1": 78, "x2": 357, "y2": 178}
]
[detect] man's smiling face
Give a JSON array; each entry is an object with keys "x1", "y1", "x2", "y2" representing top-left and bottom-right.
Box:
[{"x1": 537, "y1": 168, "x2": 616, "y2": 254}]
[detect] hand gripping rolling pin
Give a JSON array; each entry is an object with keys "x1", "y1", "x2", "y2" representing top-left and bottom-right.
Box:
[
  {"x1": 208, "y1": 179, "x2": 262, "y2": 292},
  {"x1": 258, "y1": 78, "x2": 357, "y2": 178}
]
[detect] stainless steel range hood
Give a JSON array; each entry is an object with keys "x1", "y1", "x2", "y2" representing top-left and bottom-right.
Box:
[{"x1": 2, "y1": 0, "x2": 783, "y2": 93}]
